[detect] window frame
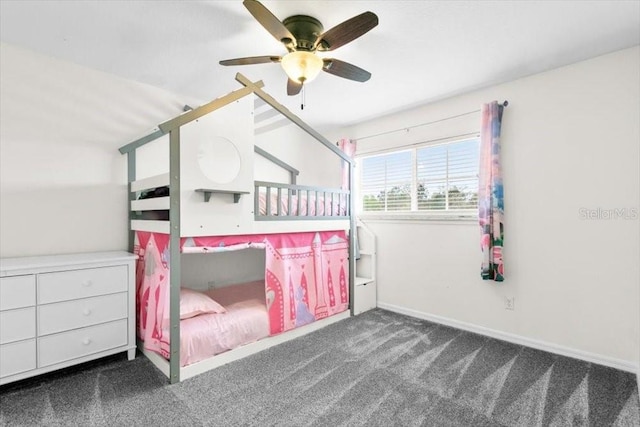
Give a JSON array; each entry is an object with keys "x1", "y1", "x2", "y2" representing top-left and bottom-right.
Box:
[{"x1": 355, "y1": 135, "x2": 480, "y2": 221}]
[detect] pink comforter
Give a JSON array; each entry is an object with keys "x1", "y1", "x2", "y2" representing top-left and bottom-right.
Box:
[{"x1": 179, "y1": 281, "x2": 269, "y2": 367}]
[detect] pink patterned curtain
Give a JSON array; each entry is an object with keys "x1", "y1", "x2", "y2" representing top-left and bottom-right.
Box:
[
  {"x1": 264, "y1": 231, "x2": 349, "y2": 335},
  {"x1": 479, "y1": 101, "x2": 505, "y2": 281},
  {"x1": 134, "y1": 232, "x2": 171, "y2": 358},
  {"x1": 134, "y1": 230, "x2": 349, "y2": 360},
  {"x1": 338, "y1": 138, "x2": 356, "y2": 190}
]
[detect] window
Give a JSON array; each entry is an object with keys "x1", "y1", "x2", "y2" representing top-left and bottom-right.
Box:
[{"x1": 357, "y1": 137, "x2": 479, "y2": 217}]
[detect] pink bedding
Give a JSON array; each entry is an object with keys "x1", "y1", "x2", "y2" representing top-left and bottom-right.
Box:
[
  {"x1": 135, "y1": 231, "x2": 350, "y2": 366},
  {"x1": 179, "y1": 281, "x2": 269, "y2": 367},
  {"x1": 258, "y1": 190, "x2": 347, "y2": 217}
]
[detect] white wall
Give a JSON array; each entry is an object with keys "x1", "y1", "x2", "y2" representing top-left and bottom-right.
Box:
[
  {"x1": 181, "y1": 249, "x2": 266, "y2": 290},
  {"x1": 344, "y1": 47, "x2": 640, "y2": 369},
  {"x1": 255, "y1": 120, "x2": 342, "y2": 189},
  {"x1": 0, "y1": 42, "x2": 343, "y2": 259},
  {"x1": 0, "y1": 43, "x2": 200, "y2": 257},
  {"x1": 4, "y1": 39, "x2": 636, "y2": 369}
]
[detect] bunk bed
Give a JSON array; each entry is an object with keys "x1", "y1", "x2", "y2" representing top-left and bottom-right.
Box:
[{"x1": 118, "y1": 74, "x2": 355, "y2": 383}]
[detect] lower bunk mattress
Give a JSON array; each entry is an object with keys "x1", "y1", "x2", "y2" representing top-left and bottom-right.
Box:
[{"x1": 180, "y1": 281, "x2": 269, "y2": 367}]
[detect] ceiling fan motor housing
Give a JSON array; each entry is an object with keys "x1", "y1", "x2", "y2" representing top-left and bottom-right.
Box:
[
  {"x1": 220, "y1": 1, "x2": 378, "y2": 95},
  {"x1": 282, "y1": 15, "x2": 324, "y2": 51}
]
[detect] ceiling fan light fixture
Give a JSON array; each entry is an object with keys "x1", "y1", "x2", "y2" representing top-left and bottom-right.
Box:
[{"x1": 281, "y1": 51, "x2": 323, "y2": 84}]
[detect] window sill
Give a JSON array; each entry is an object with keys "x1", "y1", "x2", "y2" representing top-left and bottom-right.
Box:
[{"x1": 357, "y1": 212, "x2": 478, "y2": 223}]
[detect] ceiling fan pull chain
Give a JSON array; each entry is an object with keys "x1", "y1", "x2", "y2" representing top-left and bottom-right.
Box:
[{"x1": 301, "y1": 85, "x2": 305, "y2": 110}]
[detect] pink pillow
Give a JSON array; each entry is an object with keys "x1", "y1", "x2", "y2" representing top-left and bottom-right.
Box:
[{"x1": 180, "y1": 288, "x2": 226, "y2": 319}]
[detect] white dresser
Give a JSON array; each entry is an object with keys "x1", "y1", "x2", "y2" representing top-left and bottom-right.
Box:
[{"x1": 0, "y1": 251, "x2": 137, "y2": 386}]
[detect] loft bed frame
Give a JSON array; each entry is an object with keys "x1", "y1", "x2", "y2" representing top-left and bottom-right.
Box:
[{"x1": 118, "y1": 73, "x2": 356, "y2": 383}]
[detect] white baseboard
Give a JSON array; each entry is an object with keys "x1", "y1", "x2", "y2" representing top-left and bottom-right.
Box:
[{"x1": 378, "y1": 302, "x2": 638, "y2": 374}]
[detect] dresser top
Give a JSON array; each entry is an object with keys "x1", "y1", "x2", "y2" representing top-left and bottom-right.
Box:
[{"x1": 0, "y1": 251, "x2": 137, "y2": 275}]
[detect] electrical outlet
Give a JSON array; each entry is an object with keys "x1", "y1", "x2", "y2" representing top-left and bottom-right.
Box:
[{"x1": 505, "y1": 296, "x2": 515, "y2": 311}]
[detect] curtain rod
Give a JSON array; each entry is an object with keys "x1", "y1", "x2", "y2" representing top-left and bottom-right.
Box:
[
  {"x1": 357, "y1": 131, "x2": 480, "y2": 157},
  {"x1": 352, "y1": 100, "x2": 508, "y2": 143}
]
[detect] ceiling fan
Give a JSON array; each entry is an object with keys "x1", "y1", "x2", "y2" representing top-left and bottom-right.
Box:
[{"x1": 219, "y1": 0, "x2": 379, "y2": 96}]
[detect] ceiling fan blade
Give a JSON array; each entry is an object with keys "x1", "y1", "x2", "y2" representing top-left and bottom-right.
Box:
[
  {"x1": 287, "y1": 79, "x2": 302, "y2": 96},
  {"x1": 243, "y1": 0, "x2": 296, "y2": 47},
  {"x1": 315, "y1": 11, "x2": 378, "y2": 51},
  {"x1": 219, "y1": 56, "x2": 281, "y2": 66},
  {"x1": 322, "y1": 59, "x2": 371, "y2": 82}
]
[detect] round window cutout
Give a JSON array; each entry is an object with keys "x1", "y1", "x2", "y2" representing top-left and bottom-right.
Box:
[{"x1": 196, "y1": 137, "x2": 241, "y2": 184}]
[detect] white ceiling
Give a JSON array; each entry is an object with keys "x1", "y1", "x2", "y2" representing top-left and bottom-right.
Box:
[{"x1": 1, "y1": 1, "x2": 638, "y2": 131}]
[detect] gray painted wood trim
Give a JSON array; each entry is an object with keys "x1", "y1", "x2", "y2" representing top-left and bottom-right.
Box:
[
  {"x1": 349, "y1": 162, "x2": 356, "y2": 315},
  {"x1": 127, "y1": 151, "x2": 136, "y2": 252},
  {"x1": 254, "y1": 182, "x2": 349, "y2": 220},
  {"x1": 169, "y1": 128, "x2": 181, "y2": 384},
  {"x1": 254, "y1": 181, "x2": 349, "y2": 194},
  {"x1": 254, "y1": 146, "x2": 300, "y2": 177},
  {"x1": 254, "y1": 215, "x2": 349, "y2": 221},
  {"x1": 159, "y1": 84, "x2": 262, "y2": 133},
  {"x1": 119, "y1": 128, "x2": 165, "y2": 155}
]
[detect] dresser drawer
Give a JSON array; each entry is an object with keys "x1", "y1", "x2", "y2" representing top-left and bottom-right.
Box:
[
  {"x1": 0, "y1": 275, "x2": 36, "y2": 310},
  {"x1": 38, "y1": 319, "x2": 127, "y2": 367},
  {"x1": 0, "y1": 339, "x2": 36, "y2": 378},
  {"x1": 38, "y1": 293, "x2": 128, "y2": 336},
  {"x1": 0, "y1": 307, "x2": 36, "y2": 344},
  {"x1": 38, "y1": 266, "x2": 128, "y2": 304}
]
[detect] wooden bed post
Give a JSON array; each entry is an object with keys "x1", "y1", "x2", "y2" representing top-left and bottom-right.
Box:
[
  {"x1": 349, "y1": 161, "x2": 356, "y2": 316},
  {"x1": 126, "y1": 151, "x2": 136, "y2": 253},
  {"x1": 169, "y1": 128, "x2": 182, "y2": 384}
]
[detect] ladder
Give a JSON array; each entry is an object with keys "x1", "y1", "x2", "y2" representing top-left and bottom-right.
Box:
[{"x1": 354, "y1": 220, "x2": 376, "y2": 314}]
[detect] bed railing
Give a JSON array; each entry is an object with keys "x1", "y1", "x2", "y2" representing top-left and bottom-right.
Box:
[
  {"x1": 255, "y1": 181, "x2": 350, "y2": 220},
  {"x1": 128, "y1": 176, "x2": 350, "y2": 230}
]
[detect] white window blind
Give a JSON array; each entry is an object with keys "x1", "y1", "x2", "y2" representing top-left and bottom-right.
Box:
[
  {"x1": 358, "y1": 137, "x2": 479, "y2": 216},
  {"x1": 360, "y1": 150, "x2": 412, "y2": 211}
]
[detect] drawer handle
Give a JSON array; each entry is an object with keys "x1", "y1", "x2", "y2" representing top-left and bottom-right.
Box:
[
  {"x1": 82, "y1": 280, "x2": 93, "y2": 287},
  {"x1": 82, "y1": 308, "x2": 92, "y2": 316},
  {"x1": 82, "y1": 338, "x2": 92, "y2": 345}
]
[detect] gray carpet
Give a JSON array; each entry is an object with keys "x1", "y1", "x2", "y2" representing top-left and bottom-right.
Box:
[{"x1": 1, "y1": 309, "x2": 638, "y2": 426}]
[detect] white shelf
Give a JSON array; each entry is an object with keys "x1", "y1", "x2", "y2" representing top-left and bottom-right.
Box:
[
  {"x1": 195, "y1": 189, "x2": 250, "y2": 203},
  {"x1": 354, "y1": 220, "x2": 376, "y2": 315},
  {"x1": 355, "y1": 276, "x2": 374, "y2": 286}
]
